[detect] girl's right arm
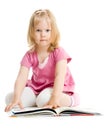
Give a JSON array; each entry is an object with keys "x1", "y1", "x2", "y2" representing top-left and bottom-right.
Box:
[{"x1": 4, "y1": 65, "x2": 29, "y2": 112}]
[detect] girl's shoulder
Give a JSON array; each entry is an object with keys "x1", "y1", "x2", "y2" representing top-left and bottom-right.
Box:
[
  {"x1": 53, "y1": 46, "x2": 66, "y2": 54},
  {"x1": 52, "y1": 46, "x2": 72, "y2": 63},
  {"x1": 24, "y1": 49, "x2": 37, "y2": 57},
  {"x1": 21, "y1": 49, "x2": 37, "y2": 68},
  {"x1": 26, "y1": 49, "x2": 36, "y2": 54}
]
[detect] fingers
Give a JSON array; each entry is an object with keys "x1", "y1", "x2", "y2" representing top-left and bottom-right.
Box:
[
  {"x1": 4, "y1": 103, "x2": 16, "y2": 112},
  {"x1": 18, "y1": 102, "x2": 24, "y2": 109},
  {"x1": 43, "y1": 104, "x2": 59, "y2": 109},
  {"x1": 51, "y1": 105, "x2": 59, "y2": 109},
  {"x1": 4, "y1": 101, "x2": 24, "y2": 112},
  {"x1": 43, "y1": 105, "x2": 52, "y2": 109}
]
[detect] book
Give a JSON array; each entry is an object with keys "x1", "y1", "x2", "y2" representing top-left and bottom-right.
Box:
[{"x1": 9, "y1": 106, "x2": 102, "y2": 117}]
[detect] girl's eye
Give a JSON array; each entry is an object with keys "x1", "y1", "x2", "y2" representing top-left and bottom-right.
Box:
[
  {"x1": 46, "y1": 29, "x2": 51, "y2": 32},
  {"x1": 36, "y1": 29, "x2": 51, "y2": 32},
  {"x1": 36, "y1": 29, "x2": 41, "y2": 32}
]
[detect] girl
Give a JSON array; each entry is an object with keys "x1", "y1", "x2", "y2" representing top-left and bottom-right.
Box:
[{"x1": 5, "y1": 9, "x2": 79, "y2": 112}]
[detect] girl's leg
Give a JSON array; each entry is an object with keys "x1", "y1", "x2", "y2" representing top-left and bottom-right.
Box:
[
  {"x1": 70, "y1": 93, "x2": 80, "y2": 107},
  {"x1": 5, "y1": 87, "x2": 36, "y2": 107},
  {"x1": 36, "y1": 87, "x2": 53, "y2": 107},
  {"x1": 55, "y1": 92, "x2": 80, "y2": 107},
  {"x1": 36, "y1": 87, "x2": 80, "y2": 107}
]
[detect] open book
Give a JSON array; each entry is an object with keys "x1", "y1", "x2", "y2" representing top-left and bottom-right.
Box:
[{"x1": 9, "y1": 106, "x2": 101, "y2": 117}]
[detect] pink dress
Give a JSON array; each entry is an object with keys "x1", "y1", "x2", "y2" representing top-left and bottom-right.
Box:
[{"x1": 21, "y1": 47, "x2": 75, "y2": 95}]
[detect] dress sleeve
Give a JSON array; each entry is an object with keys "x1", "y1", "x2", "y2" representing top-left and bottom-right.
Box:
[
  {"x1": 54, "y1": 47, "x2": 72, "y2": 63},
  {"x1": 20, "y1": 51, "x2": 35, "y2": 68}
]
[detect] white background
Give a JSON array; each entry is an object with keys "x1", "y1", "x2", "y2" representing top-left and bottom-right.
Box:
[{"x1": 0, "y1": 0, "x2": 111, "y2": 129}]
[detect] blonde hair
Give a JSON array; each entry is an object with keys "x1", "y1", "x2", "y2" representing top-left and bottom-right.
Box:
[{"x1": 27, "y1": 9, "x2": 60, "y2": 52}]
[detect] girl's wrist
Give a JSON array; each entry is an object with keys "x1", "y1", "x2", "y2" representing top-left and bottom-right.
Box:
[{"x1": 51, "y1": 92, "x2": 62, "y2": 98}]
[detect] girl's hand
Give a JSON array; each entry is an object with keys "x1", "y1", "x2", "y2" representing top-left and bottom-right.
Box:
[
  {"x1": 44, "y1": 95, "x2": 61, "y2": 109},
  {"x1": 4, "y1": 100, "x2": 23, "y2": 112}
]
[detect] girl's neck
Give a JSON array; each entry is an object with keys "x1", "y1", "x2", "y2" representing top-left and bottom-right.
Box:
[
  {"x1": 36, "y1": 47, "x2": 50, "y2": 64},
  {"x1": 36, "y1": 45, "x2": 49, "y2": 53}
]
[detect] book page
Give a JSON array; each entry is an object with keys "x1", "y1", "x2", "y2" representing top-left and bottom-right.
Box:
[
  {"x1": 11, "y1": 107, "x2": 57, "y2": 116},
  {"x1": 54, "y1": 106, "x2": 101, "y2": 115}
]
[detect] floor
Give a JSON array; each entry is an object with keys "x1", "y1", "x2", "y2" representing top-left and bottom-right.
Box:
[{"x1": 0, "y1": 106, "x2": 110, "y2": 130}]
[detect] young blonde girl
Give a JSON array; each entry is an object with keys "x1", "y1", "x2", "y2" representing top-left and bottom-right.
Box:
[{"x1": 5, "y1": 9, "x2": 79, "y2": 112}]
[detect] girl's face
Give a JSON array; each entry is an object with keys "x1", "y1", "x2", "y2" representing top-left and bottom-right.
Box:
[{"x1": 34, "y1": 19, "x2": 51, "y2": 49}]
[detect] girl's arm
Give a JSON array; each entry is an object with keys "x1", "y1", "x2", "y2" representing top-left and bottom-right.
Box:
[
  {"x1": 45, "y1": 59, "x2": 67, "y2": 108},
  {"x1": 52, "y1": 59, "x2": 67, "y2": 96},
  {"x1": 5, "y1": 65, "x2": 29, "y2": 112},
  {"x1": 14, "y1": 66, "x2": 29, "y2": 99}
]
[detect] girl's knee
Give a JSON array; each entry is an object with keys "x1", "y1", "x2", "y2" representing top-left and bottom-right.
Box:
[
  {"x1": 36, "y1": 87, "x2": 52, "y2": 107},
  {"x1": 70, "y1": 93, "x2": 80, "y2": 107},
  {"x1": 5, "y1": 92, "x2": 13, "y2": 105},
  {"x1": 5, "y1": 87, "x2": 36, "y2": 107},
  {"x1": 21, "y1": 87, "x2": 36, "y2": 107}
]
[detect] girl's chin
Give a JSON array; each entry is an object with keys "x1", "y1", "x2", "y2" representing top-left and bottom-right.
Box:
[{"x1": 38, "y1": 44, "x2": 50, "y2": 48}]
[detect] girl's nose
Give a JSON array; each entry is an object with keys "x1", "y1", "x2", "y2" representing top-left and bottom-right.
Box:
[{"x1": 41, "y1": 30, "x2": 46, "y2": 37}]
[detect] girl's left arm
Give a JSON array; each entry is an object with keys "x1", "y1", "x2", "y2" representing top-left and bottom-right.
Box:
[
  {"x1": 52, "y1": 59, "x2": 67, "y2": 96},
  {"x1": 45, "y1": 59, "x2": 67, "y2": 108}
]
